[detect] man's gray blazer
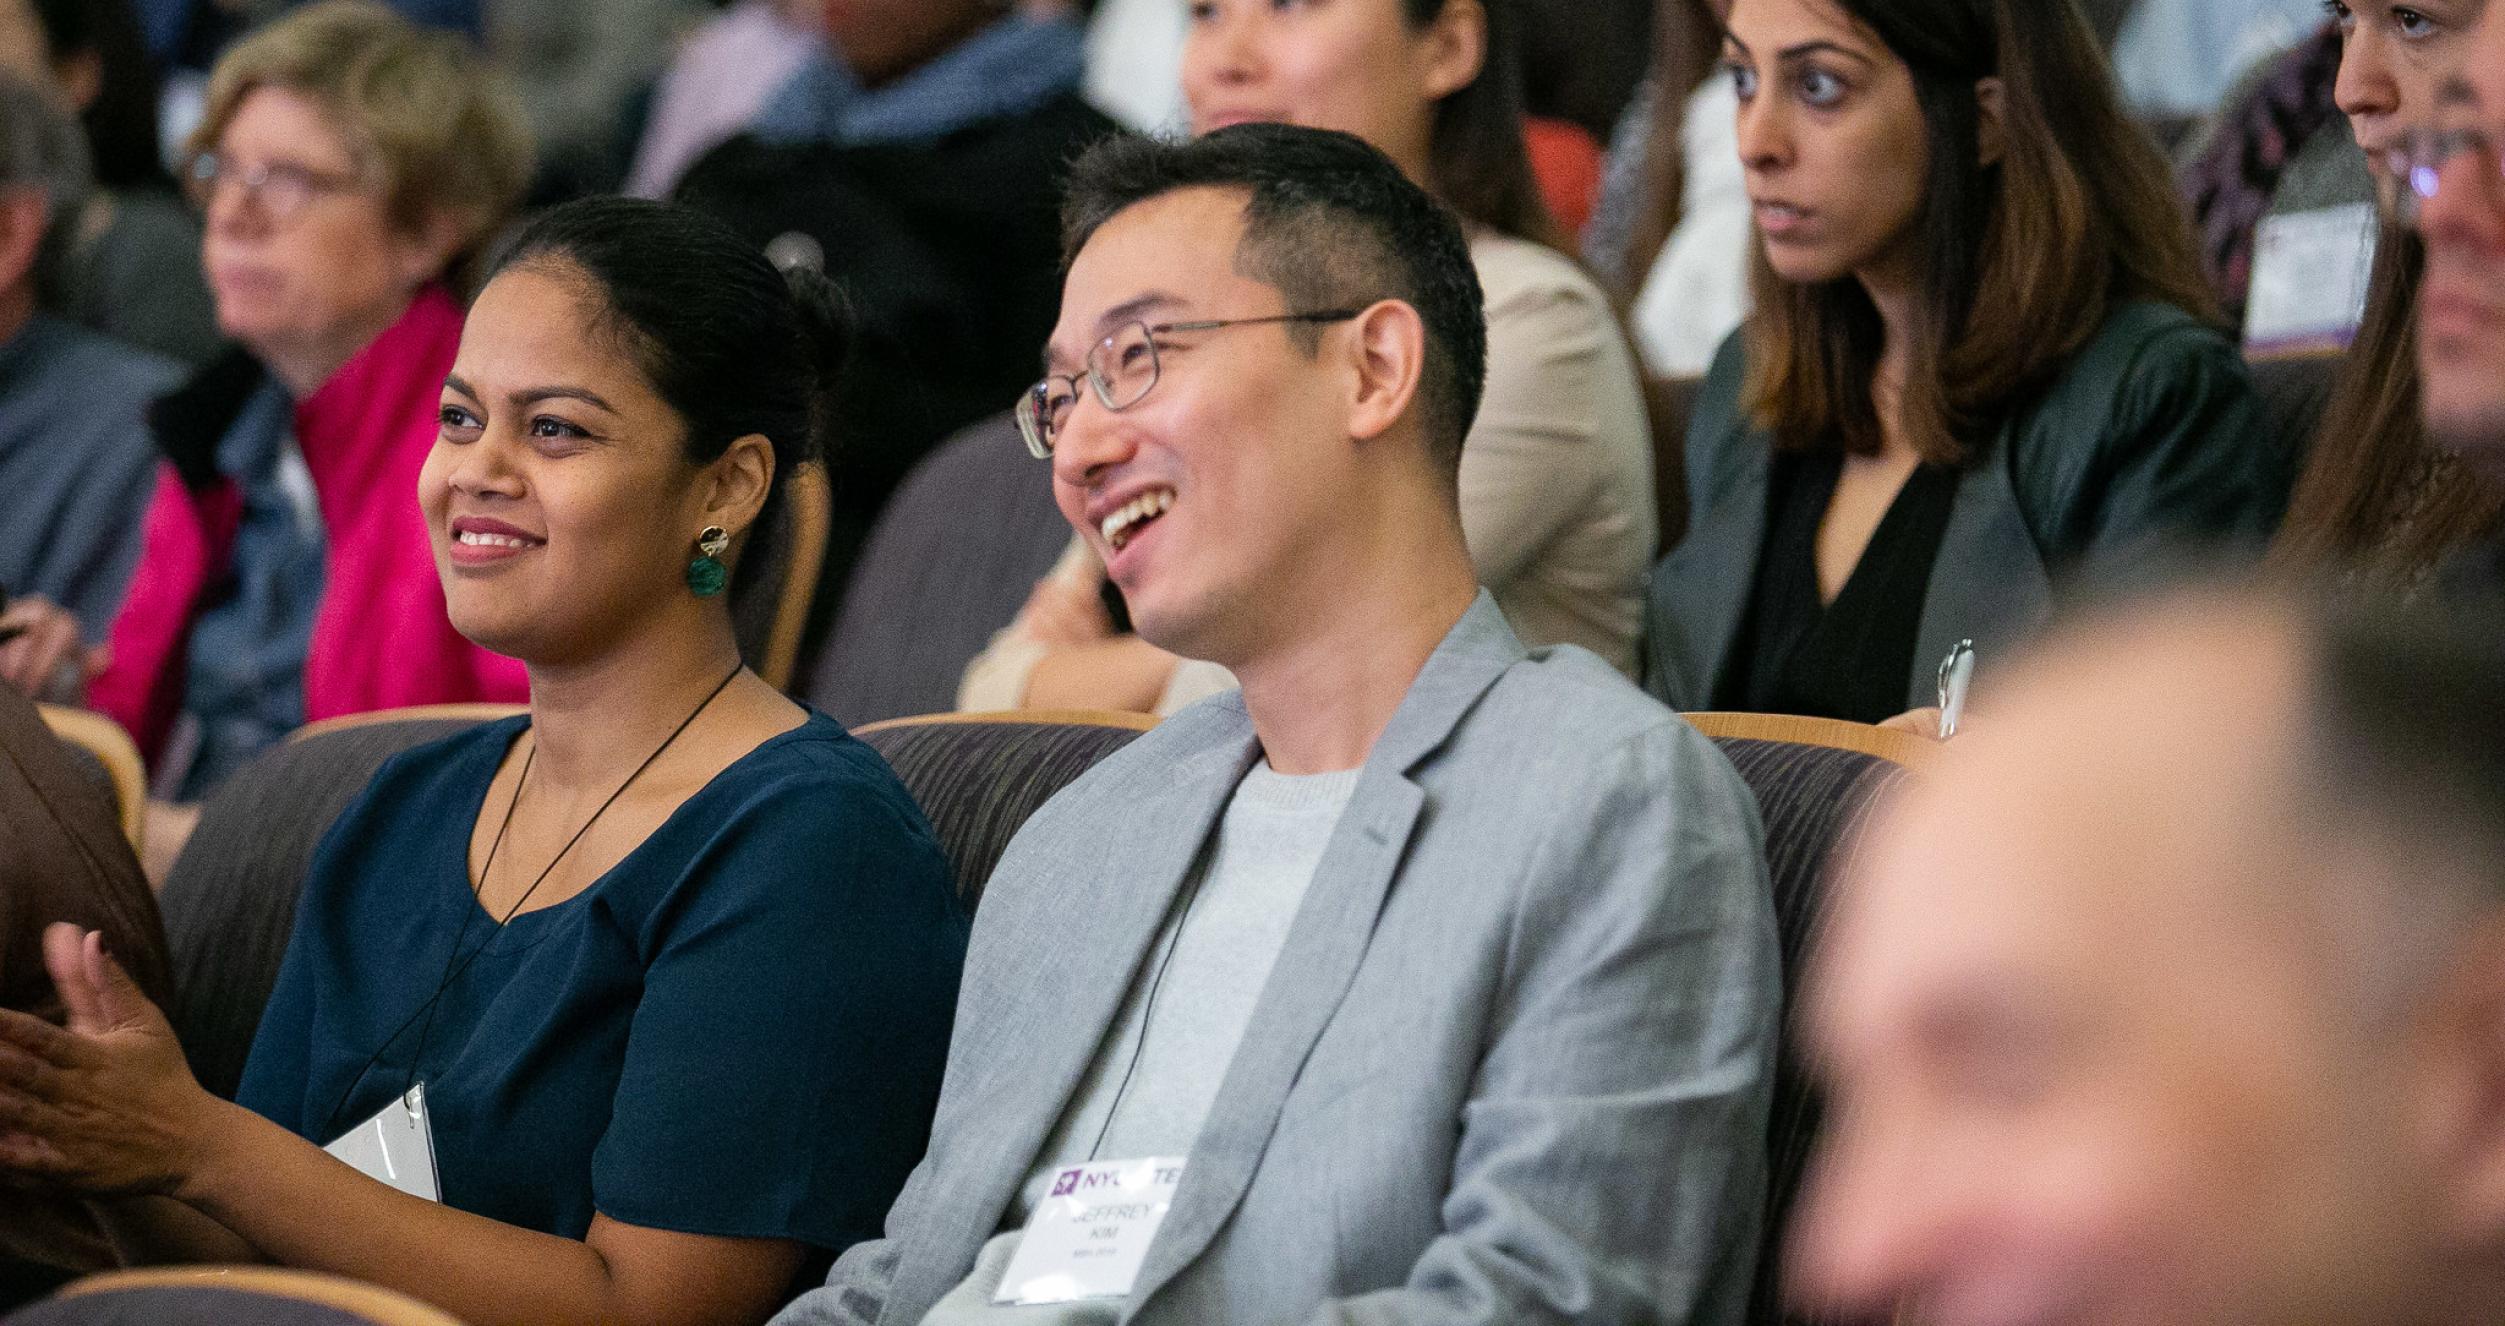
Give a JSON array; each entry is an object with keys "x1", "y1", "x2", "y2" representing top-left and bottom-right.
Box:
[{"x1": 778, "y1": 596, "x2": 1780, "y2": 1325}]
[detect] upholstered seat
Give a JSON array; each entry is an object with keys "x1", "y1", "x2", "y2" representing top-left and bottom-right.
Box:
[
  {"x1": 854, "y1": 712, "x2": 1155, "y2": 911},
  {"x1": 1695, "y1": 724, "x2": 1916, "y2": 1326},
  {"x1": 158, "y1": 718, "x2": 485, "y2": 1100},
  {"x1": 809, "y1": 414, "x2": 1074, "y2": 727}
]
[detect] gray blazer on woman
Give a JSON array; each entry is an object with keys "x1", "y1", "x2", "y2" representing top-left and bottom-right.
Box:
[
  {"x1": 1646, "y1": 301, "x2": 2291, "y2": 713},
  {"x1": 778, "y1": 595, "x2": 1779, "y2": 1326}
]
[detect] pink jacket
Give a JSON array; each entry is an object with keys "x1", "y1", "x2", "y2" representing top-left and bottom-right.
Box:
[{"x1": 93, "y1": 286, "x2": 529, "y2": 765}]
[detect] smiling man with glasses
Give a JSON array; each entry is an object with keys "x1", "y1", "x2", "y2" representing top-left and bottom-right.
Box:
[{"x1": 776, "y1": 122, "x2": 1779, "y2": 1326}]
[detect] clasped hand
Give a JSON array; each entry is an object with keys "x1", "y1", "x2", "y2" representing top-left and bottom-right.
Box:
[{"x1": 0, "y1": 923, "x2": 215, "y2": 1198}]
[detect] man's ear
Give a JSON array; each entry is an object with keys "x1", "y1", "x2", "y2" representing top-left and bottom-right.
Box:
[
  {"x1": 2412, "y1": 915, "x2": 2505, "y2": 1251},
  {"x1": 1343, "y1": 299, "x2": 1429, "y2": 447},
  {"x1": 0, "y1": 188, "x2": 49, "y2": 298},
  {"x1": 702, "y1": 433, "x2": 777, "y2": 546},
  {"x1": 1976, "y1": 76, "x2": 2008, "y2": 167},
  {"x1": 1417, "y1": 0, "x2": 1487, "y2": 103}
]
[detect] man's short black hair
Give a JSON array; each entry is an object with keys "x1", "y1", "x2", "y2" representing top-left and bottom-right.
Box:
[{"x1": 1061, "y1": 124, "x2": 1489, "y2": 478}]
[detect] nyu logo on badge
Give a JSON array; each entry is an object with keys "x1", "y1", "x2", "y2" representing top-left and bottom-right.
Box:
[{"x1": 1050, "y1": 1168, "x2": 1086, "y2": 1199}]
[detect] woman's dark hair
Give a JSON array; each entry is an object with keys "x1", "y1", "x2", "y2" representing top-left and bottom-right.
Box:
[
  {"x1": 27, "y1": 0, "x2": 165, "y2": 190},
  {"x1": 1406, "y1": 0, "x2": 1567, "y2": 250},
  {"x1": 484, "y1": 196, "x2": 853, "y2": 607},
  {"x1": 2272, "y1": 229, "x2": 2505, "y2": 581},
  {"x1": 1744, "y1": 0, "x2": 2218, "y2": 466}
]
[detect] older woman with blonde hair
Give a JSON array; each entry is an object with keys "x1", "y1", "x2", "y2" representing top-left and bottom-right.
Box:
[{"x1": 0, "y1": 0, "x2": 533, "y2": 799}]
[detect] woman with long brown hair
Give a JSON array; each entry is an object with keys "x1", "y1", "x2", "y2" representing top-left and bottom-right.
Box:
[
  {"x1": 2271, "y1": 0, "x2": 2505, "y2": 585},
  {"x1": 1644, "y1": 0, "x2": 2292, "y2": 725}
]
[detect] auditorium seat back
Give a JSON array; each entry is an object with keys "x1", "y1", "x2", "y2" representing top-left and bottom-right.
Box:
[
  {"x1": 853, "y1": 710, "x2": 1157, "y2": 912},
  {"x1": 1686, "y1": 712, "x2": 1930, "y2": 1326},
  {"x1": 157, "y1": 716, "x2": 490, "y2": 1100},
  {"x1": 13, "y1": 1267, "x2": 465, "y2": 1325},
  {"x1": 809, "y1": 414, "x2": 1073, "y2": 727}
]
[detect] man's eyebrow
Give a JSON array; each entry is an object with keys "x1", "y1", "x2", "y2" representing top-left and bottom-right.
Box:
[{"x1": 1042, "y1": 292, "x2": 1188, "y2": 371}]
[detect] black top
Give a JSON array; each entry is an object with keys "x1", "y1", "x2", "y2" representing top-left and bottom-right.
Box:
[
  {"x1": 1715, "y1": 450, "x2": 1961, "y2": 724},
  {"x1": 2439, "y1": 537, "x2": 2505, "y2": 605},
  {"x1": 236, "y1": 712, "x2": 967, "y2": 1250}
]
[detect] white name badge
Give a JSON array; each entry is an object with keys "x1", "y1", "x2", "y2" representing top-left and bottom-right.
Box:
[
  {"x1": 2244, "y1": 203, "x2": 2379, "y2": 356},
  {"x1": 993, "y1": 1157, "x2": 1187, "y2": 1306},
  {"x1": 324, "y1": 1083, "x2": 443, "y2": 1202}
]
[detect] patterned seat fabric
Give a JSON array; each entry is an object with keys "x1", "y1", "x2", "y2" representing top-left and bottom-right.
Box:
[
  {"x1": 809, "y1": 414, "x2": 1074, "y2": 728},
  {"x1": 159, "y1": 720, "x2": 481, "y2": 1101},
  {"x1": 855, "y1": 718, "x2": 1149, "y2": 913},
  {"x1": 1709, "y1": 735, "x2": 1909, "y2": 1326}
]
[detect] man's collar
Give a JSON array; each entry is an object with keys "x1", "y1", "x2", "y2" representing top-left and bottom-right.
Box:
[{"x1": 1353, "y1": 591, "x2": 1527, "y2": 778}]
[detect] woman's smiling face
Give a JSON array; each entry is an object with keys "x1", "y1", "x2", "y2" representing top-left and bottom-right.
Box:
[{"x1": 420, "y1": 262, "x2": 721, "y2": 667}]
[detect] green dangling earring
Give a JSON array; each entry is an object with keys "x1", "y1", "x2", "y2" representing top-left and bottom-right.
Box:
[{"x1": 686, "y1": 525, "x2": 731, "y2": 597}]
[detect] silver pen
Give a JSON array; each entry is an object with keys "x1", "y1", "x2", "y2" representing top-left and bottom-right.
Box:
[{"x1": 1936, "y1": 639, "x2": 1976, "y2": 740}]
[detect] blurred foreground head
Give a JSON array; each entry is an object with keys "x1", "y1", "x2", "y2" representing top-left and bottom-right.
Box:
[{"x1": 1792, "y1": 578, "x2": 2505, "y2": 1326}]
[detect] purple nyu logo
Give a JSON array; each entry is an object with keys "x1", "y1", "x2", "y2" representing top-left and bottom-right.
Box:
[{"x1": 1050, "y1": 1168, "x2": 1086, "y2": 1198}]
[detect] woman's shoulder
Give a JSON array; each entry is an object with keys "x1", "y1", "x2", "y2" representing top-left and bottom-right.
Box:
[
  {"x1": 329, "y1": 716, "x2": 529, "y2": 826},
  {"x1": 610, "y1": 712, "x2": 953, "y2": 939},
  {"x1": 2021, "y1": 299, "x2": 2251, "y2": 441},
  {"x1": 667, "y1": 711, "x2": 940, "y2": 861},
  {"x1": 1470, "y1": 230, "x2": 1614, "y2": 324}
]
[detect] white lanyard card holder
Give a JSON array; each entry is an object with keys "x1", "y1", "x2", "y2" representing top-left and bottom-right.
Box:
[
  {"x1": 994, "y1": 1157, "x2": 1187, "y2": 1306},
  {"x1": 325, "y1": 1082, "x2": 443, "y2": 1202}
]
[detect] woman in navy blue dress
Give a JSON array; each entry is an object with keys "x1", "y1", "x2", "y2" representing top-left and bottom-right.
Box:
[{"x1": 0, "y1": 197, "x2": 968, "y2": 1326}]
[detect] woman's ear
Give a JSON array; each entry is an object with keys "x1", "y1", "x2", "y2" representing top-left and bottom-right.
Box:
[
  {"x1": 1418, "y1": 0, "x2": 1488, "y2": 103},
  {"x1": 703, "y1": 433, "x2": 777, "y2": 541},
  {"x1": 1976, "y1": 76, "x2": 2008, "y2": 167}
]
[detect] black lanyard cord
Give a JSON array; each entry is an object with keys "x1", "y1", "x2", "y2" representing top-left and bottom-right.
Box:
[{"x1": 318, "y1": 663, "x2": 747, "y2": 1141}]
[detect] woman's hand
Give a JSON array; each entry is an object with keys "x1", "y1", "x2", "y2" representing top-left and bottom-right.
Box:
[
  {"x1": 0, "y1": 596, "x2": 99, "y2": 702},
  {"x1": 0, "y1": 925, "x2": 219, "y2": 1198}
]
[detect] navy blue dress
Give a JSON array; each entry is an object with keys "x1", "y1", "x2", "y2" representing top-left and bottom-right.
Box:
[{"x1": 235, "y1": 711, "x2": 966, "y2": 1252}]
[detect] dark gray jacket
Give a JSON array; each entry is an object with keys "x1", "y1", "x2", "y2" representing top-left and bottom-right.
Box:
[{"x1": 1646, "y1": 301, "x2": 2293, "y2": 712}]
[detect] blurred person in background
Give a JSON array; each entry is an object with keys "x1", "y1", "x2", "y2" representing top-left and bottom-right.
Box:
[
  {"x1": 0, "y1": 0, "x2": 530, "y2": 805},
  {"x1": 2108, "y1": 0, "x2": 2327, "y2": 123},
  {"x1": 2267, "y1": 0, "x2": 2505, "y2": 593},
  {"x1": 1793, "y1": 580, "x2": 2505, "y2": 1326},
  {"x1": 626, "y1": 0, "x2": 824, "y2": 199},
  {"x1": 1585, "y1": 0, "x2": 1749, "y2": 379},
  {"x1": 0, "y1": 0, "x2": 218, "y2": 366},
  {"x1": 0, "y1": 73, "x2": 176, "y2": 645},
  {"x1": 1645, "y1": 0, "x2": 2285, "y2": 729},
  {"x1": 483, "y1": 0, "x2": 708, "y2": 200},
  {"x1": 964, "y1": 0, "x2": 1654, "y2": 714},
  {"x1": 674, "y1": 0, "x2": 1117, "y2": 655}
]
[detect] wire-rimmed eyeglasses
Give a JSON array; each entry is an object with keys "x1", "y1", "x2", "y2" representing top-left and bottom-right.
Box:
[
  {"x1": 1015, "y1": 310, "x2": 1364, "y2": 458},
  {"x1": 2377, "y1": 126, "x2": 2505, "y2": 228},
  {"x1": 181, "y1": 150, "x2": 367, "y2": 223}
]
